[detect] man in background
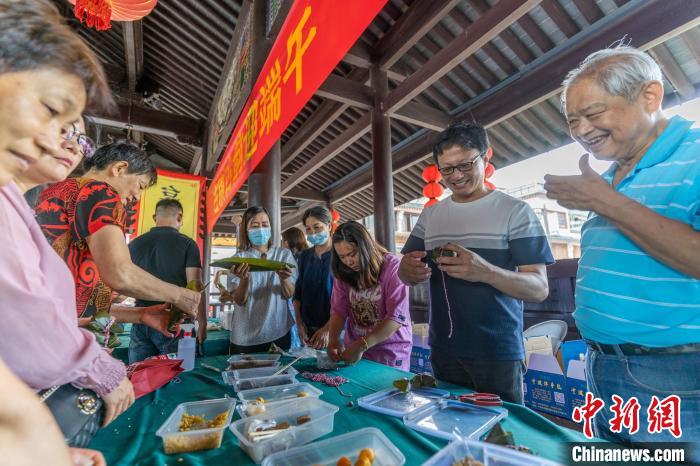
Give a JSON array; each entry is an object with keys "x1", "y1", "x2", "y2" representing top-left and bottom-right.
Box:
[{"x1": 128, "y1": 198, "x2": 206, "y2": 363}]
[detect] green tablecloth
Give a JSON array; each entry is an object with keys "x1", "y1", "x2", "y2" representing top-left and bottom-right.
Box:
[
  {"x1": 111, "y1": 325, "x2": 231, "y2": 364},
  {"x1": 90, "y1": 355, "x2": 587, "y2": 465}
]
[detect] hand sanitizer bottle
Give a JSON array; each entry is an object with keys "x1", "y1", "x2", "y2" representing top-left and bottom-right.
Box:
[{"x1": 177, "y1": 324, "x2": 195, "y2": 371}]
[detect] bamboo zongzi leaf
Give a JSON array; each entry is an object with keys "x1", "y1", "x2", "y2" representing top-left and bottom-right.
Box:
[{"x1": 210, "y1": 256, "x2": 295, "y2": 271}]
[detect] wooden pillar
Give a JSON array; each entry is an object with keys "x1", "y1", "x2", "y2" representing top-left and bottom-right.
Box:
[
  {"x1": 245, "y1": 0, "x2": 283, "y2": 246},
  {"x1": 248, "y1": 141, "x2": 282, "y2": 246},
  {"x1": 200, "y1": 147, "x2": 211, "y2": 317},
  {"x1": 371, "y1": 66, "x2": 395, "y2": 251}
]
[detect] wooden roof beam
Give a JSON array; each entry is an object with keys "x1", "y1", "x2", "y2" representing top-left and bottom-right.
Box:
[
  {"x1": 199, "y1": 0, "x2": 254, "y2": 174},
  {"x1": 123, "y1": 21, "x2": 144, "y2": 93},
  {"x1": 281, "y1": 201, "x2": 319, "y2": 230},
  {"x1": 282, "y1": 101, "x2": 350, "y2": 168},
  {"x1": 341, "y1": 42, "x2": 408, "y2": 82},
  {"x1": 518, "y1": 110, "x2": 564, "y2": 147},
  {"x1": 681, "y1": 28, "x2": 700, "y2": 66},
  {"x1": 281, "y1": 67, "x2": 372, "y2": 169},
  {"x1": 284, "y1": 187, "x2": 329, "y2": 202},
  {"x1": 649, "y1": 44, "x2": 696, "y2": 100},
  {"x1": 315, "y1": 74, "x2": 453, "y2": 131},
  {"x1": 381, "y1": 0, "x2": 540, "y2": 115},
  {"x1": 540, "y1": 0, "x2": 579, "y2": 38},
  {"x1": 316, "y1": 74, "x2": 374, "y2": 109},
  {"x1": 328, "y1": 0, "x2": 700, "y2": 203},
  {"x1": 281, "y1": 113, "x2": 372, "y2": 194},
  {"x1": 327, "y1": 129, "x2": 439, "y2": 202},
  {"x1": 122, "y1": 20, "x2": 144, "y2": 144},
  {"x1": 102, "y1": 62, "x2": 125, "y2": 86},
  {"x1": 392, "y1": 101, "x2": 453, "y2": 132},
  {"x1": 374, "y1": 0, "x2": 461, "y2": 70},
  {"x1": 571, "y1": 0, "x2": 604, "y2": 25},
  {"x1": 85, "y1": 103, "x2": 204, "y2": 145},
  {"x1": 450, "y1": 8, "x2": 535, "y2": 65},
  {"x1": 343, "y1": 42, "x2": 373, "y2": 68}
]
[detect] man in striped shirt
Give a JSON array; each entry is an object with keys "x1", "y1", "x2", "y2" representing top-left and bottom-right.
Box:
[
  {"x1": 545, "y1": 47, "x2": 700, "y2": 450},
  {"x1": 399, "y1": 123, "x2": 553, "y2": 403}
]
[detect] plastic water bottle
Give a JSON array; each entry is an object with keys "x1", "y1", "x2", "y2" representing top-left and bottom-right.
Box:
[{"x1": 177, "y1": 324, "x2": 195, "y2": 371}]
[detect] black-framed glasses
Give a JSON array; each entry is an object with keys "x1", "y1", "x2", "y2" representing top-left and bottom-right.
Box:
[
  {"x1": 63, "y1": 124, "x2": 96, "y2": 158},
  {"x1": 438, "y1": 151, "x2": 484, "y2": 176}
]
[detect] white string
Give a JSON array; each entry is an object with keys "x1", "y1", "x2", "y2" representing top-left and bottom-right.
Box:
[{"x1": 441, "y1": 270, "x2": 454, "y2": 339}]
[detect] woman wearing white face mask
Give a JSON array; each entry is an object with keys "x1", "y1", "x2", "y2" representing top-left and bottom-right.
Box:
[{"x1": 227, "y1": 206, "x2": 298, "y2": 353}]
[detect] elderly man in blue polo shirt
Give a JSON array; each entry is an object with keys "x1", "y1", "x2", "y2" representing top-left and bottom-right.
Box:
[{"x1": 545, "y1": 46, "x2": 700, "y2": 449}]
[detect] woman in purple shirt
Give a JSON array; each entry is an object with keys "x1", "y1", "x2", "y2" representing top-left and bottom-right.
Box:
[
  {"x1": 327, "y1": 221, "x2": 412, "y2": 371},
  {"x1": 0, "y1": 0, "x2": 133, "y2": 445}
]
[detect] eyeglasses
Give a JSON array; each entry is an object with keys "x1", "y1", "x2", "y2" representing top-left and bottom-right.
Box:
[
  {"x1": 438, "y1": 152, "x2": 484, "y2": 176},
  {"x1": 63, "y1": 124, "x2": 96, "y2": 158}
]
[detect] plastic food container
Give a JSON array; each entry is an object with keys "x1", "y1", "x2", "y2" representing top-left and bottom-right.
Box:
[
  {"x1": 261, "y1": 427, "x2": 405, "y2": 466},
  {"x1": 155, "y1": 398, "x2": 236, "y2": 454},
  {"x1": 316, "y1": 351, "x2": 338, "y2": 370},
  {"x1": 230, "y1": 397, "x2": 339, "y2": 463},
  {"x1": 358, "y1": 387, "x2": 450, "y2": 417},
  {"x1": 222, "y1": 370, "x2": 298, "y2": 392},
  {"x1": 231, "y1": 366, "x2": 298, "y2": 381},
  {"x1": 403, "y1": 399, "x2": 507, "y2": 441},
  {"x1": 236, "y1": 383, "x2": 323, "y2": 418},
  {"x1": 227, "y1": 353, "x2": 281, "y2": 370},
  {"x1": 422, "y1": 439, "x2": 563, "y2": 466}
]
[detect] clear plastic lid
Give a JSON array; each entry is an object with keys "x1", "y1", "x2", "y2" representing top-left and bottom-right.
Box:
[
  {"x1": 238, "y1": 382, "x2": 323, "y2": 404},
  {"x1": 223, "y1": 371, "x2": 298, "y2": 392},
  {"x1": 261, "y1": 427, "x2": 406, "y2": 466},
  {"x1": 422, "y1": 439, "x2": 563, "y2": 466},
  {"x1": 227, "y1": 353, "x2": 282, "y2": 363},
  {"x1": 403, "y1": 399, "x2": 507, "y2": 441},
  {"x1": 230, "y1": 366, "x2": 298, "y2": 381},
  {"x1": 358, "y1": 387, "x2": 450, "y2": 417},
  {"x1": 230, "y1": 397, "x2": 339, "y2": 463},
  {"x1": 236, "y1": 383, "x2": 324, "y2": 418}
]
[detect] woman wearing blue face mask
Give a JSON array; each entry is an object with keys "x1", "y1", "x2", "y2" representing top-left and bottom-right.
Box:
[
  {"x1": 228, "y1": 206, "x2": 298, "y2": 353},
  {"x1": 293, "y1": 206, "x2": 334, "y2": 349}
]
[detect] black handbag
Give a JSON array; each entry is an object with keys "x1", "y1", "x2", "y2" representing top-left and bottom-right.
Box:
[{"x1": 39, "y1": 384, "x2": 104, "y2": 448}]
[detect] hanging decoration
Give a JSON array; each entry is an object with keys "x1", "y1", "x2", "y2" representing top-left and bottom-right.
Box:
[
  {"x1": 483, "y1": 147, "x2": 497, "y2": 190},
  {"x1": 331, "y1": 209, "x2": 341, "y2": 233},
  {"x1": 421, "y1": 164, "x2": 443, "y2": 208},
  {"x1": 69, "y1": 0, "x2": 158, "y2": 31}
]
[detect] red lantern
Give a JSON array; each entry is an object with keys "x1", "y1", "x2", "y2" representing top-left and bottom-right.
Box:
[
  {"x1": 483, "y1": 147, "x2": 496, "y2": 190},
  {"x1": 422, "y1": 164, "x2": 443, "y2": 208},
  {"x1": 330, "y1": 209, "x2": 340, "y2": 233},
  {"x1": 421, "y1": 164, "x2": 442, "y2": 183},
  {"x1": 422, "y1": 182, "x2": 444, "y2": 199},
  {"x1": 70, "y1": 0, "x2": 158, "y2": 31}
]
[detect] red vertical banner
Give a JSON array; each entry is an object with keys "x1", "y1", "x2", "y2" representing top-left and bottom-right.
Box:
[{"x1": 206, "y1": 0, "x2": 388, "y2": 232}]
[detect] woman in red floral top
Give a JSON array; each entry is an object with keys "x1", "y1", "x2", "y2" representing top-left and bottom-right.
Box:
[{"x1": 35, "y1": 142, "x2": 201, "y2": 328}]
